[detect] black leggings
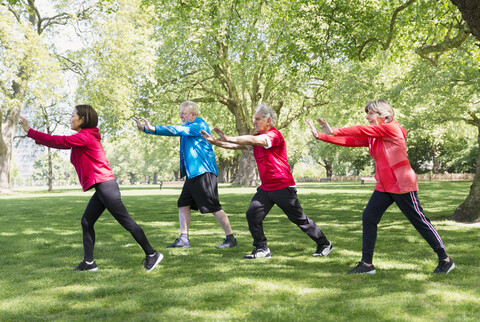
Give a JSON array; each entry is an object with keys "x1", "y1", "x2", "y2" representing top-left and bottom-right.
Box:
[{"x1": 81, "y1": 180, "x2": 154, "y2": 261}]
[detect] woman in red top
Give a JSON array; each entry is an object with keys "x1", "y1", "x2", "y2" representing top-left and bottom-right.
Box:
[
  {"x1": 19, "y1": 105, "x2": 163, "y2": 272},
  {"x1": 307, "y1": 99, "x2": 454, "y2": 274}
]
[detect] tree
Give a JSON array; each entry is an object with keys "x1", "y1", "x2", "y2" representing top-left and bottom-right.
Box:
[
  {"x1": 142, "y1": 0, "x2": 330, "y2": 185},
  {"x1": 451, "y1": 0, "x2": 480, "y2": 42},
  {"x1": 103, "y1": 131, "x2": 179, "y2": 184},
  {"x1": 28, "y1": 102, "x2": 70, "y2": 191},
  {"x1": 0, "y1": 0, "x2": 94, "y2": 192}
]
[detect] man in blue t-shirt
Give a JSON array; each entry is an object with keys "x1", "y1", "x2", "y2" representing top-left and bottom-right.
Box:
[{"x1": 133, "y1": 101, "x2": 236, "y2": 249}]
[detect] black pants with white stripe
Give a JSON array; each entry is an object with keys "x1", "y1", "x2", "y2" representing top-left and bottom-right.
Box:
[{"x1": 362, "y1": 190, "x2": 448, "y2": 264}]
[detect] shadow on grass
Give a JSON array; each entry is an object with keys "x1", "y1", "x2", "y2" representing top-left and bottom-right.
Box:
[{"x1": 0, "y1": 181, "x2": 479, "y2": 320}]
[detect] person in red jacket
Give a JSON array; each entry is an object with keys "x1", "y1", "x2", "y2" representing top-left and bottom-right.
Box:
[
  {"x1": 202, "y1": 103, "x2": 332, "y2": 260},
  {"x1": 19, "y1": 105, "x2": 163, "y2": 272},
  {"x1": 307, "y1": 99, "x2": 454, "y2": 274}
]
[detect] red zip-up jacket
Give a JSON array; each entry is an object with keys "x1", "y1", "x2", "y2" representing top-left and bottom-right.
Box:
[
  {"x1": 27, "y1": 127, "x2": 115, "y2": 191},
  {"x1": 316, "y1": 120, "x2": 418, "y2": 193}
]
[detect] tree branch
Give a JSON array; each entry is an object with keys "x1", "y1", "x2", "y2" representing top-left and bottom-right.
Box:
[
  {"x1": 415, "y1": 20, "x2": 471, "y2": 66},
  {"x1": 277, "y1": 100, "x2": 329, "y2": 130},
  {"x1": 358, "y1": 0, "x2": 417, "y2": 60}
]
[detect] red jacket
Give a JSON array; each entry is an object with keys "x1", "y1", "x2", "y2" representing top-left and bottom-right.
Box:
[
  {"x1": 316, "y1": 120, "x2": 418, "y2": 193},
  {"x1": 27, "y1": 128, "x2": 115, "y2": 191},
  {"x1": 253, "y1": 128, "x2": 295, "y2": 191}
]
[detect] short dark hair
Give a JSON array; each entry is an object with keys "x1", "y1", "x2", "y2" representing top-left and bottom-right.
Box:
[{"x1": 75, "y1": 104, "x2": 98, "y2": 128}]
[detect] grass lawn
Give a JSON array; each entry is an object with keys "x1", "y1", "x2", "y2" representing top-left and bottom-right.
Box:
[{"x1": 0, "y1": 181, "x2": 479, "y2": 321}]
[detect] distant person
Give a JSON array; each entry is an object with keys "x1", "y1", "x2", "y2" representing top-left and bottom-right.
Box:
[
  {"x1": 19, "y1": 105, "x2": 163, "y2": 272},
  {"x1": 132, "y1": 101, "x2": 237, "y2": 249},
  {"x1": 201, "y1": 103, "x2": 332, "y2": 259},
  {"x1": 307, "y1": 99, "x2": 454, "y2": 274}
]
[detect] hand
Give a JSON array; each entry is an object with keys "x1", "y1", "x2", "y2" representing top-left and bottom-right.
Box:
[
  {"x1": 18, "y1": 116, "x2": 31, "y2": 133},
  {"x1": 213, "y1": 127, "x2": 228, "y2": 142},
  {"x1": 316, "y1": 118, "x2": 333, "y2": 135},
  {"x1": 132, "y1": 117, "x2": 155, "y2": 132},
  {"x1": 200, "y1": 129, "x2": 216, "y2": 144},
  {"x1": 306, "y1": 120, "x2": 319, "y2": 139}
]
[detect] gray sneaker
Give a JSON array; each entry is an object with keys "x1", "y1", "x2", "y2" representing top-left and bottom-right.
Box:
[
  {"x1": 166, "y1": 237, "x2": 191, "y2": 248},
  {"x1": 216, "y1": 237, "x2": 237, "y2": 249},
  {"x1": 244, "y1": 248, "x2": 271, "y2": 259},
  {"x1": 312, "y1": 241, "x2": 333, "y2": 257}
]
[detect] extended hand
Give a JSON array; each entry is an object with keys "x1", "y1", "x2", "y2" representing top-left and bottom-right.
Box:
[
  {"x1": 200, "y1": 129, "x2": 216, "y2": 144},
  {"x1": 18, "y1": 116, "x2": 31, "y2": 133},
  {"x1": 132, "y1": 117, "x2": 155, "y2": 132},
  {"x1": 316, "y1": 118, "x2": 333, "y2": 135},
  {"x1": 306, "y1": 120, "x2": 319, "y2": 139},
  {"x1": 213, "y1": 127, "x2": 228, "y2": 142}
]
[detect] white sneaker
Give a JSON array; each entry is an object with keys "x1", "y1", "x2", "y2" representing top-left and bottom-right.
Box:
[
  {"x1": 312, "y1": 241, "x2": 333, "y2": 257},
  {"x1": 244, "y1": 248, "x2": 271, "y2": 259}
]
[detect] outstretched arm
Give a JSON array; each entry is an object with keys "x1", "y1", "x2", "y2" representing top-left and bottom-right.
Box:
[
  {"x1": 212, "y1": 127, "x2": 268, "y2": 146},
  {"x1": 307, "y1": 119, "x2": 368, "y2": 147},
  {"x1": 132, "y1": 117, "x2": 155, "y2": 132},
  {"x1": 200, "y1": 129, "x2": 246, "y2": 150}
]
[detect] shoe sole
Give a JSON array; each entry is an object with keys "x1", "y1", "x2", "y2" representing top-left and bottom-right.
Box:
[
  {"x1": 312, "y1": 245, "x2": 333, "y2": 257},
  {"x1": 244, "y1": 254, "x2": 272, "y2": 260},
  {"x1": 166, "y1": 245, "x2": 190, "y2": 248},
  {"x1": 146, "y1": 253, "x2": 164, "y2": 272},
  {"x1": 348, "y1": 269, "x2": 376, "y2": 275},
  {"x1": 216, "y1": 244, "x2": 238, "y2": 249}
]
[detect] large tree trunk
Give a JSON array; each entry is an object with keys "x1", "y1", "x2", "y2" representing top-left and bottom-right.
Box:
[
  {"x1": 0, "y1": 143, "x2": 12, "y2": 193},
  {"x1": 217, "y1": 157, "x2": 230, "y2": 183},
  {"x1": 0, "y1": 107, "x2": 22, "y2": 193},
  {"x1": 233, "y1": 149, "x2": 258, "y2": 186},
  {"x1": 451, "y1": 122, "x2": 480, "y2": 222},
  {"x1": 451, "y1": 0, "x2": 480, "y2": 42}
]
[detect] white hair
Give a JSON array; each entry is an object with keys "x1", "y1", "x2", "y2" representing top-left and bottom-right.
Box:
[
  {"x1": 180, "y1": 101, "x2": 199, "y2": 115},
  {"x1": 255, "y1": 103, "x2": 277, "y2": 127}
]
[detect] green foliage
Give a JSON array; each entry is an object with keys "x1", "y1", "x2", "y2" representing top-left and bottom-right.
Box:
[
  {"x1": 75, "y1": 0, "x2": 160, "y2": 131},
  {"x1": 103, "y1": 130, "x2": 180, "y2": 183},
  {"x1": 31, "y1": 152, "x2": 77, "y2": 185},
  {"x1": 0, "y1": 182, "x2": 478, "y2": 320}
]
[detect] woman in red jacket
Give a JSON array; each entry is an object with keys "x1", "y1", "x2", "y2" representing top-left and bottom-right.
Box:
[
  {"x1": 19, "y1": 105, "x2": 163, "y2": 272},
  {"x1": 307, "y1": 99, "x2": 454, "y2": 274}
]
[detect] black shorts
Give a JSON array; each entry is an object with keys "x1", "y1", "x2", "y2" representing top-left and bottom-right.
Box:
[{"x1": 177, "y1": 172, "x2": 222, "y2": 213}]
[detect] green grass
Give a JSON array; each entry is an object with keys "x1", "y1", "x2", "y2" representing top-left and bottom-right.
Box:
[{"x1": 0, "y1": 181, "x2": 479, "y2": 321}]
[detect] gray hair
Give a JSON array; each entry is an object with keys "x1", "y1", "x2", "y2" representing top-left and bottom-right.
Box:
[
  {"x1": 255, "y1": 103, "x2": 277, "y2": 127},
  {"x1": 180, "y1": 101, "x2": 199, "y2": 115},
  {"x1": 365, "y1": 99, "x2": 394, "y2": 123}
]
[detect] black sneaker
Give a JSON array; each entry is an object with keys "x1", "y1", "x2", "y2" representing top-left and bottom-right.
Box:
[
  {"x1": 216, "y1": 237, "x2": 238, "y2": 249},
  {"x1": 144, "y1": 251, "x2": 164, "y2": 272},
  {"x1": 312, "y1": 241, "x2": 333, "y2": 257},
  {"x1": 348, "y1": 261, "x2": 376, "y2": 274},
  {"x1": 166, "y1": 237, "x2": 191, "y2": 248},
  {"x1": 244, "y1": 248, "x2": 271, "y2": 259},
  {"x1": 74, "y1": 260, "x2": 98, "y2": 272},
  {"x1": 433, "y1": 259, "x2": 455, "y2": 274}
]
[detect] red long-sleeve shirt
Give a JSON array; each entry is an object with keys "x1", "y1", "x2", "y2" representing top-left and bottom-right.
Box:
[
  {"x1": 316, "y1": 120, "x2": 418, "y2": 193},
  {"x1": 27, "y1": 128, "x2": 115, "y2": 191}
]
